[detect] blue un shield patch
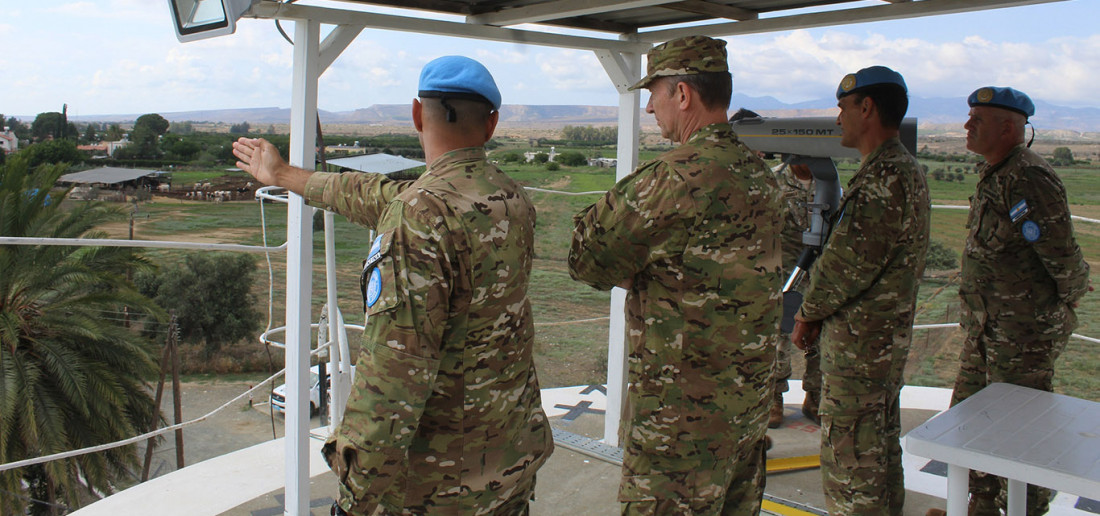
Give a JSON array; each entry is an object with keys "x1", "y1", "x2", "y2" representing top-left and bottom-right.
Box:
[
  {"x1": 1022, "y1": 220, "x2": 1041, "y2": 242},
  {"x1": 366, "y1": 267, "x2": 383, "y2": 307}
]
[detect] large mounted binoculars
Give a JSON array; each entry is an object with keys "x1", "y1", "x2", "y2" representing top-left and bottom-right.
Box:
[{"x1": 730, "y1": 112, "x2": 917, "y2": 332}]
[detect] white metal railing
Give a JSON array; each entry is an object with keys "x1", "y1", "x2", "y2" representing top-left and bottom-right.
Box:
[{"x1": 0, "y1": 236, "x2": 285, "y2": 253}]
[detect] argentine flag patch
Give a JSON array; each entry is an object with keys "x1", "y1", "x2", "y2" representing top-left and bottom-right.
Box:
[
  {"x1": 1010, "y1": 199, "x2": 1030, "y2": 223},
  {"x1": 365, "y1": 234, "x2": 385, "y2": 269}
]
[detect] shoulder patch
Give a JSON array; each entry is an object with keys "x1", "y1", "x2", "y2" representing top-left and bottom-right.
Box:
[
  {"x1": 365, "y1": 267, "x2": 383, "y2": 308},
  {"x1": 1021, "y1": 220, "x2": 1041, "y2": 242},
  {"x1": 364, "y1": 233, "x2": 387, "y2": 271},
  {"x1": 360, "y1": 233, "x2": 390, "y2": 311},
  {"x1": 1009, "y1": 199, "x2": 1030, "y2": 223}
]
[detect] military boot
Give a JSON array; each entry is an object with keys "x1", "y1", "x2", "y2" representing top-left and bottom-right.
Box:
[
  {"x1": 801, "y1": 392, "x2": 820, "y2": 425},
  {"x1": 967, "y1": 494, "x2": 999, "y2": 516},
  {"x1": 924, "y1": 493, "x2": 999, "y2": 516},
  {"x1": 768, "y1": 390, "x2": 785, "y2": 428}
]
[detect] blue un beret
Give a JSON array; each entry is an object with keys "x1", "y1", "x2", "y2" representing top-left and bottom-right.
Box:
[
  {"x1": 968, "y1": 86, "x2": 1034, "y2": 117},
  {"x1": 418, "y1": 56, "x2": 501, "y2": 110},
  {"x1": 836, "y1": 65, "x2": 907, "y2": 99}
]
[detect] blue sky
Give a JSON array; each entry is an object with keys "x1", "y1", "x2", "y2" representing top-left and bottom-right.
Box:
[{"x1": 3, "y1": 0, "x2": 1098, "y2": 118}]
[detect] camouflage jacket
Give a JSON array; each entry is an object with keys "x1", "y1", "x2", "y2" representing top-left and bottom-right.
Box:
[
  {"x1": 306, "y1": 147, "x2": 553, "y2": 515},
  {"x1": 798, "y1": 137, "x2": 930, "y2": 379},
  {"x1": 569, "y1": 123, "x2": 783, "y2": 461},
  {"x1": 959, "y1": 144, "x2": 1090, "y2": 341}
]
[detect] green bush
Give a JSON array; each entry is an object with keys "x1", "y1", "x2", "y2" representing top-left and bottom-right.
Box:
[
  {"x1": 925, "y1": 239, "x2": 959, "y2": 271},
  {"x1": 136, "y1": 252, "x2": 261, "y2": 356},
  {"x1": 557, "y1": 151, "x2": 587, "y2": 167}
]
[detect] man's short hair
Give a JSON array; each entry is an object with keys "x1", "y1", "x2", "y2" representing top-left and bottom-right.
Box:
[
  {"x1": 421, "y1": 97, "x2": 493, "y2": 127},
  {"x1": 664, "y1": 72, "x2": 732, "y2": 111},
  {"x1": 851, "y1": 84, "x2": 908, "y2": 130}
]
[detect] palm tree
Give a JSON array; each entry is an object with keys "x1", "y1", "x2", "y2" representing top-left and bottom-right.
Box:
[{"x1": 0, "y1": 155, "x2": 164, "y2": 514}]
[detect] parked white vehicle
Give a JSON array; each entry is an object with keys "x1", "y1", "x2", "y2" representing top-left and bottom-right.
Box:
[{"x1": 271, "y1": 365, "x2": 351, "y2": 415}]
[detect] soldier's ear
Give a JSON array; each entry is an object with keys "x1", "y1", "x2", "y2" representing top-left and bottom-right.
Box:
[
  {"x1": 412, "y1": 99, "x2": 424, "y2": 133},
  {"x1": 485, "y1": 110, "x2": 499, "y2": 141},
  {"x1": 860, "y1": 96, "x2": 875, "y2": 119},
  {"x1": 675, "y1": 81, "x2": 692, "y2": 110}
]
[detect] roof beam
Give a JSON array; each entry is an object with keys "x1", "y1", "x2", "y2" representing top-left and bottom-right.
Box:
[
  {"x1": 662, "y1": 1, "x2": 759, "y2": 21},
  {"x1": 319, "y1": 25, "x2": 364, "y2": 73},
  {"x1": 466, "y1": 0, "x2": 677, "y2": 27},
  {"x1": 249, "y1": 1, "x2": 651, "y2": 53},
  {"x1": 639, "y1": 0, "x2": 1066, "y2": 42}
]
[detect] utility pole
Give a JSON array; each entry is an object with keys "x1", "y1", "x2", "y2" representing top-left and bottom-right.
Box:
[{"x1": 141, "y1": 313, "x2": 185, "y2": 480}]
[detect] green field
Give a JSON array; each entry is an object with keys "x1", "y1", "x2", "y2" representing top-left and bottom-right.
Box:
[{"x1": 112, "y1": 147, "x2": 1099, "y2": 400}]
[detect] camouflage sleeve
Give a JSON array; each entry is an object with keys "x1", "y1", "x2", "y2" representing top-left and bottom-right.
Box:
[
  {"x1": 1009, "y1": 167, "x2": 1091, "y2": 305},
  {"x1": 780, "y1": 182, "x2": 812, "y2": 274},
  {"x1": 304, "y1": 171, "x2": 415, "y2": 227},
  {"x1": 798, "y1": 170, "x2": 906, "y2": 322},
  {"x1": 568, "y1": 161, "x2": 692, "y2": 290},
  {"x1": 323, "y1": 201, "x2": 450, "y2": 513}
]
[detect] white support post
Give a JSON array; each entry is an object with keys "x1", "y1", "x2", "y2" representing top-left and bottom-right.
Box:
[
  {"x1": 1006, "y1": 479, "x2": 1026, "y2": 516},
  {"x1": 285, "y1": 18, "x2": 320, "y2": 516},
  {"x1": 597, "y1": 45, "x2": 642, "y2": 446},
  {"x1": 946, "y1": 464, "x2": 969, "y2": 516}
]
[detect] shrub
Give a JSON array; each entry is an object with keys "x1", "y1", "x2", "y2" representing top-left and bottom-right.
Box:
[
  {"x1": 136, "y1": 252, "x2": 261, "y2": 356},
  {"x1": 925, "y1": 239, "x2": 959, "y2": 271},
  {"x1": 557, "y1": 151, "x2": 587, "y2": 167}
]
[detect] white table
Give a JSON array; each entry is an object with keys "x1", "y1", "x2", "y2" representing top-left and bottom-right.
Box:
[{"x1": 904, "y1": 382, "x2": 1100, "y2": 516}]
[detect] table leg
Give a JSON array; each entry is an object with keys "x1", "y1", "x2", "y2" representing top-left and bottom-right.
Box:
[
  {"x1": 1006, "y1": 478, "x2": 1026, "y2": 516},
  {"x1": 947, "y1": 464, "x2": 969, "y2": 516}
]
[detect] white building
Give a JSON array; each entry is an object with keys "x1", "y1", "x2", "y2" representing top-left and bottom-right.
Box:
[
  {"x1": 587, "y1": 157, "x2": 617, "y2": 168},
  {"x1": 0, "y1": 128, "x2": 18, "y2": 154},
  {"x1": 523, "y1": 146, "x2": 558, "y2": 163}
]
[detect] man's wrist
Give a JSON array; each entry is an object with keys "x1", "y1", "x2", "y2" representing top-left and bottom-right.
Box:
[{"x1": 277, "y1": 164, "x2": 312, "y2": 196}]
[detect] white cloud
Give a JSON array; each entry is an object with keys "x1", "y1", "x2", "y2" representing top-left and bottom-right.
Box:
[
  {"x1": 8, "y1": 1, "x2": 1100, "y2": 115},
  {"x1": 536, "y1": 50, "x2": 608, "y2": 91},
  {"x1": 722, "y1": 29, "x2": 1100, "y2": 107},
  {"x1": 476, "y1": 47, "x2": 532, "y2": 65}
]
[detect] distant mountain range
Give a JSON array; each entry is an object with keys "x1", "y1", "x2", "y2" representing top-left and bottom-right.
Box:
[{"x1": 61, "y1": 93, "x2": 1100, "y2": 135}]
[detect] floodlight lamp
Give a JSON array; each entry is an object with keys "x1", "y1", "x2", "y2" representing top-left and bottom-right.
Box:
[{"x1": 168, "y1": 0, "x2": 258, "y2": 43}]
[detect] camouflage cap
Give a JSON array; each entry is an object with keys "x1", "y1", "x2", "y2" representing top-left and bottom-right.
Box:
[{"x1": 629, "y1": 35, "x2": 729, "y2": 91}]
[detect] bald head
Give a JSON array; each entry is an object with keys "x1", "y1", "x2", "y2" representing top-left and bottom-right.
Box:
[
  {"x1": 413, "y1": 97, "x2": 499, "y2": 162},
  {"x1": 420, "y1": 97, "x2": 494, "y2": 137}
]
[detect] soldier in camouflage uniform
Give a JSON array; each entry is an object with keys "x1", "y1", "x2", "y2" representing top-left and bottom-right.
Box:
[
  {"x1": 771, "y1": 164, "x2": 822, "y2": 428},
  {"x1": 942, "y1": 87, "x2": 1089, "y2": 516},
  {"x1": 791, "y1": 66, "x2": 930, "y2": 515},
  {"x1": 233, "y1": 56, "x2": 553, "y2": 516},
  {"x1": 569, "y1": 35, "x2": 783, "y2": 515}
]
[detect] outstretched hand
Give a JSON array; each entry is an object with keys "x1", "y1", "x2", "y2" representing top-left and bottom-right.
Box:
[
  {"x1": 232, "y1": 137, "x2": 309, "y2": 195},
  {"x1": 232, "y1": 138, "x2": 284, "y2": 186}
]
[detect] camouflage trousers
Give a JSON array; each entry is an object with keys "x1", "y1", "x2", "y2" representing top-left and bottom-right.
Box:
[
  {"x1": 353, "y1": 476, "x2": 536, "y2": 516},
  {"x1": 950, "y1": 333, "x2": 1067, "y2": 516},
  {"x1": 774, "y1": 337, "x2": 821, "y2": 400},
  {"x1": 619, "y1": 437, "x2": 768, "y2": 516},
  {"x1": 819, "y1": 373, "x2": 905, "y2": 516}
]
